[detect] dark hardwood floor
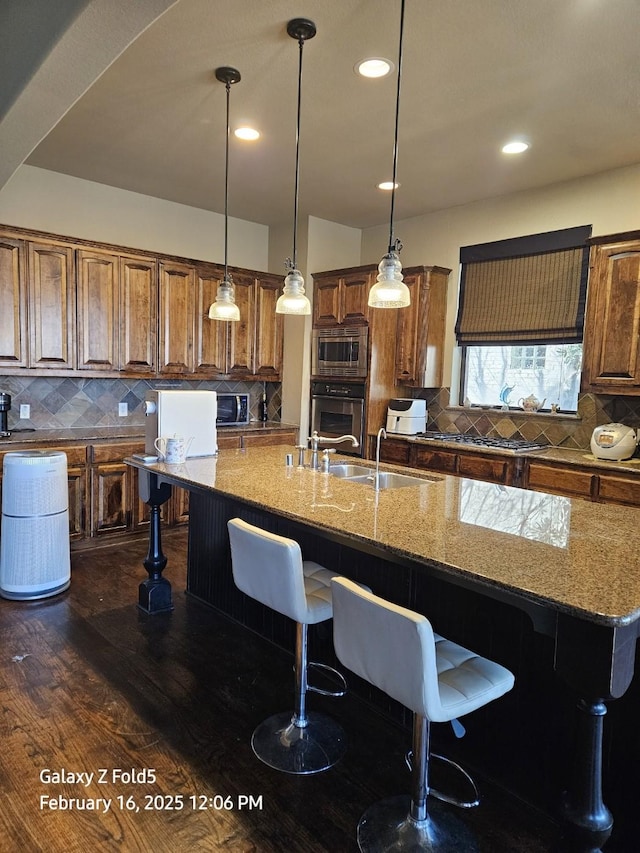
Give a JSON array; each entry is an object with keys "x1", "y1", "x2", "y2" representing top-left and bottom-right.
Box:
[{"x1": 0, "y1": 529, "x2": 633, "y2": 852}]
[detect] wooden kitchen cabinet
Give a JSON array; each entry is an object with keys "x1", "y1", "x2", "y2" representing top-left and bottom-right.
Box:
[
  {"x1": 596, "y1": 472, "x2": 640, "y2": 506},
  {"x1": 377, "y1": 436, "x2": 412, "y2": 465},
  {"x1": 77, "y1": 250, "x2": 119, "y2": 371},
  {"x1": 523, "y1": 460, "x2": 596, "y2": 499},
  {"x1": 384, "y1": 439, "x2": 519, "y2": 485},
  {"x1": 0, "y1": 237, "x2": 27, "y2": 367},
  {"x1": 253, "y1": 273, "x2": 283, "y2": 378},
  {"x1": 159, "y1": 260, "x2": 196, "y2": 374},
  {"x1": 28, "y1": 240, "x2": 76, "y2": 370},
  {"x1": 78, "y1": 250, "x2": 157, "y2": 374},
  {"x1": 0, "y1": 224, "x2": 284, "y2": 380},
  {"x1": 312, "y1": 266, "x2": 375, "y2": 327},
  {"x1": 195, "y1": 264, "x2": 229, "y2": 375},
  {"x1": 242, "y1": 430, "x2": 297, "y2": 448},
  {"x1": 119, "y1": 255, "x2": 157, "y2": 374},
  {"x1": 0, "y1": 444, "x2": 88, "y2": 541},
  {"x1": 194, "y1": 266, "x2": 283, "y2": 379},
  {"x1": 395, "y1": 266, "x2": 450, "y2": 386},
  {"x1": 227, "y1": 272, "x2": 256, "y2": 376},
  {"x1": 582, "y1": 232, "x2": 640, "y2": 394}
]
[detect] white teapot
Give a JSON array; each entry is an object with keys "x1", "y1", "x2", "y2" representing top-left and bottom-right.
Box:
[{"x1": 517, "y1": 394, "x2": 546, "y2": 412}]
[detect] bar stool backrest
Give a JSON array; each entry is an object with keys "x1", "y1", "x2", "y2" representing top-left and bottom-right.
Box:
[
  {"x1": 228, "y1": 518, "x2": 308, "y2": 623},
  {"x1": 331, "y1": 577, "x2": 443, "y2": 721}
]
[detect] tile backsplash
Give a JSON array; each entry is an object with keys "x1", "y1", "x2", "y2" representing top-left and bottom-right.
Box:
[
  {"x1": 0, "y1": 376, "x2": 282, "y2": 430},
  {"x1": 416, "y1": 388, "x2": 640, "y2": 450}
]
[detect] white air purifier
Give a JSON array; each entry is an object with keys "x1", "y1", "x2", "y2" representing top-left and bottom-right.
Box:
[{"x1": 0, "y1": 451, "x2": 71, "y2": 600}]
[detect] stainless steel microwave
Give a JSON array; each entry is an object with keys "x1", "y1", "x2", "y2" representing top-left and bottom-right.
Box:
[
  {"x1": 311, "y1": 327, "x2": 368, "y2": 378},
  {"x1": 216, "y1": 393, "x2": 250, "y2": 426}
]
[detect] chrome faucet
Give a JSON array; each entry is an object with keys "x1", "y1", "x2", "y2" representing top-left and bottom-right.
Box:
[
  {"x1": 307, "y1": 431, "x2": 359, "y2": 470},
  {"x1": 374, "y1": 427, "x2": 387, "y2": 492}
]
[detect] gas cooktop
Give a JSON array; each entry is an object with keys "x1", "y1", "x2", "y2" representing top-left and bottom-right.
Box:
[{"x1": 416, "y1": 432, "x2": 548, "y2": 453}]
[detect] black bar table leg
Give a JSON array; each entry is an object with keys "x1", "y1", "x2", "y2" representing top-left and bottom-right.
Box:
[
  {"x1": 138, "y1": 471, "x2": 173, "y2": 614},
  {"x1": 560, "y1": 698, "x2": 613, "y2": 852}
]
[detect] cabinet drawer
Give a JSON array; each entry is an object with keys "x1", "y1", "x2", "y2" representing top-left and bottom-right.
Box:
[
  {"x1": 242, "y1": 431, "x2": 297, "y2": 448},
  {"x1": 458, "y1": 454, "x2": 512, "y2": 484},
  {"x1": 597, "y1": 474, "x2": 640, "y2": 506},
  {"x1": 526, "y1": 462, "x2": 595, "y2": 498},
  {"x1": 0, "y1": 444, "x2": 87, "y2": 467},
  {"x1": 90, "y1": 441, "x2": 144, "y2": 464},
  {"x1": 379, "y1": 438, "x2": 411, "y2": 465},
  {"x1": 413, "y1": 446, "x2": 457, "y2": 473}
]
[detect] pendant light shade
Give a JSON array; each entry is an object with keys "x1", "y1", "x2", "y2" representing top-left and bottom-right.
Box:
[
  {"x1": 275, "y1": 18, "x2": 316, "y2": 316},
  {"x1": 209, "y1": 66, "x2": 241, "y2": 322},
  {"x1": 368, "y1": 0, "x2": 410, "y2": 309}
]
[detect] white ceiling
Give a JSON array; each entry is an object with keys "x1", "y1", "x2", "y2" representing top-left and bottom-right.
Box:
[{"x1": 24, "y1": 0, "x2": 640, "y2": 230}]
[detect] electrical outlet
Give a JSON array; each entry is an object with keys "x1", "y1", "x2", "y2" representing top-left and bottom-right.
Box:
[
  {"x1": 19, "y1": 404, "x2": 30, "y2": 419},
  {"x1": 118, "y1": 402, "x2": 128, "y2": 417}
]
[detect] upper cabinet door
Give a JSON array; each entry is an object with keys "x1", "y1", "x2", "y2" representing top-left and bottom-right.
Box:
[
  {"x1": 394, "y1": 266, "x2": 449, "y2": 387},
  {"x1": 28, "y1": 241, "x2": 75, "y2": 369},
  {"x1": 119, "y1": 255, "x2": 157, "y2": 374},
  {"x1": 158, "y1": 261, "x2": 196, "y2": 374},
  {"x1": 77, "y1": 250, "x2": 119, "y2": 371},
  {"x1": 227, "y1": 272, "x2": 256, "y2": 377},
  {"x1": 194, "y1": 265, "x2": 228, "y2": 375},
  {"x1": 0, "y1": 237, "x2": 27, "y2": 367},
  {"x1": 253, "y1": 274, "x2": 283, "y2": 378},
  {"x1": 339, "y1": 271, "x2": 371, "y2": 325},
  {"x1": 313, "y1": 278, "x2": 341, "y2": 326},
  {"x1": 582, "y1": 240, "x2": 640, "y2": 393},
  {"x1": 312, "y1": 266, "x2": 376, "y2": 327}
]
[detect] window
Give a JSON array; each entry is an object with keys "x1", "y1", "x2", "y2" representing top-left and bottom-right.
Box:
[
  {"x1": 463, "y1": 344, "x2": 582, "y2": 411},
  {"x1": 456, "y1": 226, "x2": 591, "y2": 412},
  {"x1": 510, "y1": 346, "x2": 546, "y2": 371}
]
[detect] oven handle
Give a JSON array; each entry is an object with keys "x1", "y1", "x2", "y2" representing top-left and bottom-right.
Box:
[{"x1": 310, "y1": 394, "x2": 365, "y2": 402}]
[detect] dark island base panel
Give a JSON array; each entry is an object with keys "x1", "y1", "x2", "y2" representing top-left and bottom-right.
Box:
[{"x1": 184, "y1": 491, "x2": 583, "y2": 827}]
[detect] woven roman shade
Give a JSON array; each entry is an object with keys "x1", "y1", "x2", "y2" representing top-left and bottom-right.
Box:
[{"x1": 455, "y1": 226, "x2": 591, "y2": 346}]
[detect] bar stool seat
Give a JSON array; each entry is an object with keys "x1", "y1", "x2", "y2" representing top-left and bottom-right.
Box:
[
  {"x1": 331, "y1": 577, "x2": 515, "y2": 852},
  {"x1": 227, "y1": 517, "x2": 349, "y2": 775}
]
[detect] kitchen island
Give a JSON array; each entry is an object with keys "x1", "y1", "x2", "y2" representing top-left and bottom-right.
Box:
[{"x1": 126, "y1": 445, "x2": 640, "y2": 851}]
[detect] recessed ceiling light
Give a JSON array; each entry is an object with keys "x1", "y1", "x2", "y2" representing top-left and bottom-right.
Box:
[
  {"x1": 377, "y1": 181, "x2": 400, "y2": 191},
  {"x1": 235, "y1": 127, "x2": 260, "y2": 141},
  {"x1": 502, "y1": 140, "x2": 529, "y2": 154},
  {"x1": 356, "y1": 58, "x2": 394, "y2": 78}
]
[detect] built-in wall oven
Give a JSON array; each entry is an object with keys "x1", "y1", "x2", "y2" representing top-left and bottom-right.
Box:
[{"x1": 310, "y1": 381, "x2": 365, "y2": 457}]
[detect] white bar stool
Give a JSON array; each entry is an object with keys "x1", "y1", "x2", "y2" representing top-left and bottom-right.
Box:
[
  {"x1": 331, "y1": 577, "x2": 515, "y2": 852},
  {"x1": 227, "y1": 518, "x2": 348, "y2": 775}
]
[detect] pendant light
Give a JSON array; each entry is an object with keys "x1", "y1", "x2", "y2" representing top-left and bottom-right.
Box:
[
  {"x1": 275, "y1": 18, "x2": 316, "y2": 316},
  {"x1": 208, "y1": 66, "x2": 241, "y2": 322},
  {"x1": 368, "y1": 0, "x2": 410, "y2": 309}
]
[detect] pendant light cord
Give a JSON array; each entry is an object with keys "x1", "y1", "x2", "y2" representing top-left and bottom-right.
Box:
[
  {"x1": 291, "y1": 34, "x2": 305, "y2": 271},
  {"x1": 223, "y1": 78, "x2": 231, "y2": 282},
  {"x1": 388, "y1": 0, "x2": 405, "y2": 255}
]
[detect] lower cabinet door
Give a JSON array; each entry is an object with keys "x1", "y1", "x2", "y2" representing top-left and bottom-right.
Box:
[{"x1": 91, "y1": 463, "x2": 130, "y2": 535}]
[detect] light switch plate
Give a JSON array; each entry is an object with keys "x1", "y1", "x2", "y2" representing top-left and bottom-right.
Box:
[
  {"x1": 118, "y1": 402, "x2": 128, "y2": 417},
  {"x1": 19, "y1": 404, "x2": 30, "y2": 419}
]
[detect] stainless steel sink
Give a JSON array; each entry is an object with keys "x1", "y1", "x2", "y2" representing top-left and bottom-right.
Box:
[
  {"x1": 344, "y1": 472, "x2": 431, "y2": 490},
  {"x1": 329, "y1": 464, "x2": 375, "y2": 479}
]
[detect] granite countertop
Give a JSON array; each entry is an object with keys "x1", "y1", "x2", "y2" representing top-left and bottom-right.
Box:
[
  {"x1": 127, "y1": 444, "x2": 640, "y2": 628},
  {"x1": 0, "y1": 421, "x2": 298, "y2": 448}
]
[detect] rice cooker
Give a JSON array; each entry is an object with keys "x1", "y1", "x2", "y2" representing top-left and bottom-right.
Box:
[{"x1": 590, "y1": 423, "x2": 639, "y2": 461}]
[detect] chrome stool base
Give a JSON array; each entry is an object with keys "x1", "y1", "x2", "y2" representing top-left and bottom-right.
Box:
[
  {"x1": 357, "y1": 795, "x2": 479, "y2": 852},
  {"x1": 251, "y1": 710, "x2": 346, "y2": 775}
]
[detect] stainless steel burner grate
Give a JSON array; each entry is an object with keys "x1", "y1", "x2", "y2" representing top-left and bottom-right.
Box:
[{"x1": 416, "y1": 432, "x2": 548, "y2": 452}]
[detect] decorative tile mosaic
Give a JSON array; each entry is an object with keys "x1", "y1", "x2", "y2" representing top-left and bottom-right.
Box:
[
  {"x1": 414, "y1": 388, "x2": 640, "y2": 449},
  {"x1": 0, "y1": 376, "x2": 282, "y2": 430}
]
